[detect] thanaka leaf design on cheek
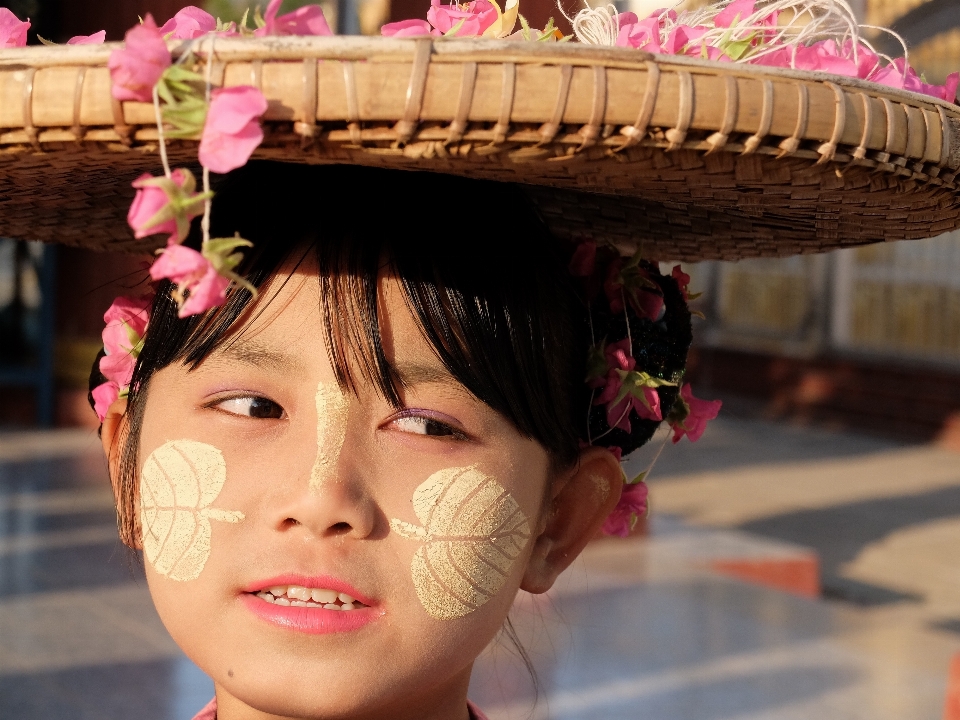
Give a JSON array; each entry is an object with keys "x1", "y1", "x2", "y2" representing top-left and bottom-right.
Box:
[
  {"x1": 140, "y1": 440, "x2": 244, "y2": 582},
  {"x1": 308, "y1": 382, "x2": 349, "y2": 492},
  {"x1": 390, "y1": 466, "x2": 531, "y2": 620}
]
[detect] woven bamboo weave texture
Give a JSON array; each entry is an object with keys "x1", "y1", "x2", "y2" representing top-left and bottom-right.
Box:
[{"x1": 0, "y1": 37, "x2": 958, "y2": 260}]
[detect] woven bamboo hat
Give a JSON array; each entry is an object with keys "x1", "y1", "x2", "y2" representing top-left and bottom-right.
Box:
[{"x1": 2, "y1": 35, "x2": 959, "y2": 261}]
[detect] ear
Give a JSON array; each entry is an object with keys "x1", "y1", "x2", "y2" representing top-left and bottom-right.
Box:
[
  {"x1": 521, "y1": 446, "x2": 624, "y2": 594},
  {"x1": 100, "y1": 396, "x2": 128, "y2": 503}
]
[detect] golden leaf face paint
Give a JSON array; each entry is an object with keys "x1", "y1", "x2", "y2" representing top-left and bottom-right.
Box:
[
  {"x1": 309, "y1": 382, "x2": 349, "y2": 492},
  {"x1": 391, "y1": 466, "x2": 531, "y2": 620},
  {"x1": 140, "y1": 440, "x2": 244, "y2": 582}
]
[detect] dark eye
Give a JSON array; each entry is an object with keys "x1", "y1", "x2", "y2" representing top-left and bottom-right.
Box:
[
  {"x1": 215, "y1": 396, "x2": 285, "y2": 419},
  {"x1": 392, "y1": 415, "x2": 461, "y2": 438}
]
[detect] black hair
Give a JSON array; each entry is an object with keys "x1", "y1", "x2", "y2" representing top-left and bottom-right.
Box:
[{"x1": 91, "y1": 162, "x2": 691, "y2": 546}]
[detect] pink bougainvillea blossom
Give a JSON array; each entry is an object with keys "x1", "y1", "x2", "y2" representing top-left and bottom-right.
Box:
[
  {"x1": 569, "y1": 240, "x2": 597, "y2": 278},
  {"x1": 128, "y1": 169, "x2": 209, "y2": 244},
  {"x1": 98, "y1": 295, "x2": 151, "y2": 393},
  {"x1": 669, "y1": 383, "x2": 722, "y2": 443},
  {"x1": 616, "y1": 16, "x2": 663, "y2": 52},
  {"x1": 150, "y1": 242, "x2": 231, "y2": 318},
  {"x1": 604, "y1": 258, "x2": 665, "y2": 321},
  {"x1": 67, "y1": 30, "x2": 106, "y2": 45},
  {"x1": 198, "y1": 86, "x2": 268, "y2": 174},
  {"x1": 255, "y1": 0, "x2": 332, "y2": 37},
  {"x1": 159, "y1": 6, "x2": 217, "y2": 39},
  {"x1": 592, "y1": 341, "x2": 667, "y2": 432},
  {"x1": 602, "y1": 480, "x2": 649, "y2": 537},
  {"x1": 108, "y1": 15, "x2": 171, "y2": 102},
  {"x1": 426, "y1": 0, "x2": 498, "y2": 37},
  {"x1": 380, "y1": 18, "x2": 438, "y2": 37},
  {"x1": 0, "y1": 8, "x2": 29, "y2": 47},
  {"x1": 672, "y1": 265, "x2": 692, "y2": 301},
  {"x1": 92, "y1": 381, "x2": 121, "y2": 422}
]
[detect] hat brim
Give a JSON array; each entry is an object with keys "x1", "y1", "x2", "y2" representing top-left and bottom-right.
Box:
[{"x1": 1, "y1": 36, "x2": 958, "y2": 261}]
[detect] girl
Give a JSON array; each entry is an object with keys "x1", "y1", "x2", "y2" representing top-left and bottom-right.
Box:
[{"x1": 93, "y1": 162, "x2": 696, "y2": 720}]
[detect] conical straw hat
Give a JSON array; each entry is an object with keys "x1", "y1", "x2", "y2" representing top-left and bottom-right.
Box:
[{"x1": 1, "y1": 36, "x2": 958, "y2": 261}]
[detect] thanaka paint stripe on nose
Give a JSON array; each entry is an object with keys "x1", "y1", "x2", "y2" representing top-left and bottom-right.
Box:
[{"x1": 308, "y1": 382, "x2": 349, "y2": 492}]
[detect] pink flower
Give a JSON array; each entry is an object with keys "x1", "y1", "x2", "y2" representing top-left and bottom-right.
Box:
[
  {"x1": 598, "y1": 377, "x2": 661, "y2": 432},
  {"x1": 128, "y1": 169, "x2": 207, "y2": 244},
  {"x1": 714, "y1": 0, "x2": 754, "y2": 28},
  {"x1": 0, "y1": 8, "x2": 29, "y2": 47},
  {"x1": 617, "y1": 17, "x2": 663, "y2": 52},
  {"x1": 381, "y1": 18, "x2": 438, "y2": 37},
  {"x1": 672, "y1": 265, "x2": 691, "y2": 301},
  {"x1": 108, "y1": 15, "x2": 172, "y2": 102},
  {"x1": 92, "y1": 381, "x2": 121, "y2": 422},
  {"x1": 159, "y1": 6, "x2": 217, "y2": 39},
  {"x1": 593, "y1": 341, "x2": 664, "y2": 433},
  {"x1": 569, "y1": 240, "x2": 597, "y2": 277},
  {"x1": 426, "y1": 0, "x2": 498, "y2": 37},
  {"x1": 254, "y1": 0, "x2": 332, "y2": 37},
  {"x1": 67, "y1": 30, "x2": 106, "y2": 45},
  {"x1": 198, "y1": 86, "x2": 268, "y2": 174},
  {"x1": 602, "y1": 481, "x2": 649, "y2": 537},
  {"x1": 670, "y1": 383, "x2": 722, "y2": 443},
  {"x1": 869, "y1": 58, "x2": 960, "y2": 103},
  {"x1": 150, "y1": 242, "x2": 230, "y2": 318},
  {"x1": 99, "y1": 295, "x2": 151, "y2": 388}
]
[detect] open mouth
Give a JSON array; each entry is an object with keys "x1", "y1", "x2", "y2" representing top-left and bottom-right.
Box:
[{"x1": 253, "y1": 585, "x2": 371, "y2": 611}]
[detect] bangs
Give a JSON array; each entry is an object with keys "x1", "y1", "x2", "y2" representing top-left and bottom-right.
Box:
[{"x1": 130, "y1": 162, "x2": 583, "y2": 462}]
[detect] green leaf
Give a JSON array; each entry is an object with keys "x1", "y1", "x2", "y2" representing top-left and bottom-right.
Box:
[
  {"x1": 628, "y1": 470, "x2": 647, "y2": 485},
  {"x1": 443, "y1": 19, "x2": 465, "y2": 36},
  {"x1": 518, "y1": 13, "x2": 532, "y2": 41},
  {"x1": 37, "y1": 35, "x2": 57, "y2": 46},
  {"x1": 254, "y1": 5, "x2": 266, "y2": 28},
  {"x1": 585, "y1": 342, "x2": 608, "y2": 383},
  {"x1": 240, "y1": 8, "x2": 250, "y2": 30}
]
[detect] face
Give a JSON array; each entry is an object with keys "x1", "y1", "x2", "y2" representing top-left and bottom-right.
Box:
[{"x1": 134, "y1": 265, "x2": 555, "y2": 719}]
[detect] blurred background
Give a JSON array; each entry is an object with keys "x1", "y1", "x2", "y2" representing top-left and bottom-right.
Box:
[{"x1": 4, "y1": 1, "x2": 960, "y2": 719}]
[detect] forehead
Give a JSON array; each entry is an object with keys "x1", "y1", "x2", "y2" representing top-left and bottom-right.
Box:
[{"x1": 210, "y1": 261, "x2": 436, "y2": 377}]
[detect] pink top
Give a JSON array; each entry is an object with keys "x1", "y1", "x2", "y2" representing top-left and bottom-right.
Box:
[{"x1": 191, "y1": 697, "x2": 489, "y2": 719}]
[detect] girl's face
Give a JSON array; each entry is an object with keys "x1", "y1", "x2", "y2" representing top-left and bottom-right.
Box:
[{"x1": 134, "y1": 266, "x2": 558, "y2": 719}]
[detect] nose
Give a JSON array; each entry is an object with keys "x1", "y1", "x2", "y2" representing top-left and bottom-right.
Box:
[
  {"x1": 275, "y1": 473, "x2": 378, "y2": 540},
  {"x1": 271, "y1": 381, "x2": 378, "y2": 540}
]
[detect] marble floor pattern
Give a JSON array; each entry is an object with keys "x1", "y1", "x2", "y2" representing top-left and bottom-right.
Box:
[{"x1": 1, "y1": 419, "x2": 958, "y2": 719}]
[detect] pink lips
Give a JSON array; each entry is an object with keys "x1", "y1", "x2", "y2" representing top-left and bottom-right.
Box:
[{"x1": 241, "y1": 574, "x2": 382, "y2": 634}]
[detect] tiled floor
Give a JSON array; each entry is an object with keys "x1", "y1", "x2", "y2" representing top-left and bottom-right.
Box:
[{"x1": 1, "y1": 420, "x2": 958, "y2": 719}]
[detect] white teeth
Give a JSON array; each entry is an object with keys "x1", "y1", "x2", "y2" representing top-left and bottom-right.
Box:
[
  {"x1": 311, "y1": 589, "x2": 338, "y2": 603},
  {"x1": 288, "y1": 586, "x2": 312, "y2": 601},
  {"x1": 255, "y1": 585, "x2": 367, "y2": 609}
]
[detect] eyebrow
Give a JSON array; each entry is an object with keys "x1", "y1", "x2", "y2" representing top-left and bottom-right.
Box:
[
  {"x1": 212, "y1": 341, "x2": 308, "y2": 374},
  {"x1": 393, "y1": 362, "x2": 461, "y2": 388}
]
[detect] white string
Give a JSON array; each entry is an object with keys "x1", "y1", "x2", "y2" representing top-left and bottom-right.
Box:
[
  {"x1": 152, "y1": 84, "x2": 172, "y2": 179},
  {"x1": 200, "y1": 34, "x2": 216, "y2": 251}
]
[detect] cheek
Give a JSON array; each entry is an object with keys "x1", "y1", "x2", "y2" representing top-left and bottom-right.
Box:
[
  {"x1": 390, "y1": 466, "x2": 532, "y2": 621},
  {"x1": 140, "y1": 439, "x2": 245, "y2": 582}
]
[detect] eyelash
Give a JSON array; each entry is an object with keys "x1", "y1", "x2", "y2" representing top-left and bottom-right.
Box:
[
  {"x1": 209, "y1": 395, "x2": 286, "y2": 420},
  {"x1": 390, "y1": 411, "x2": 468, "y2": 441}
]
